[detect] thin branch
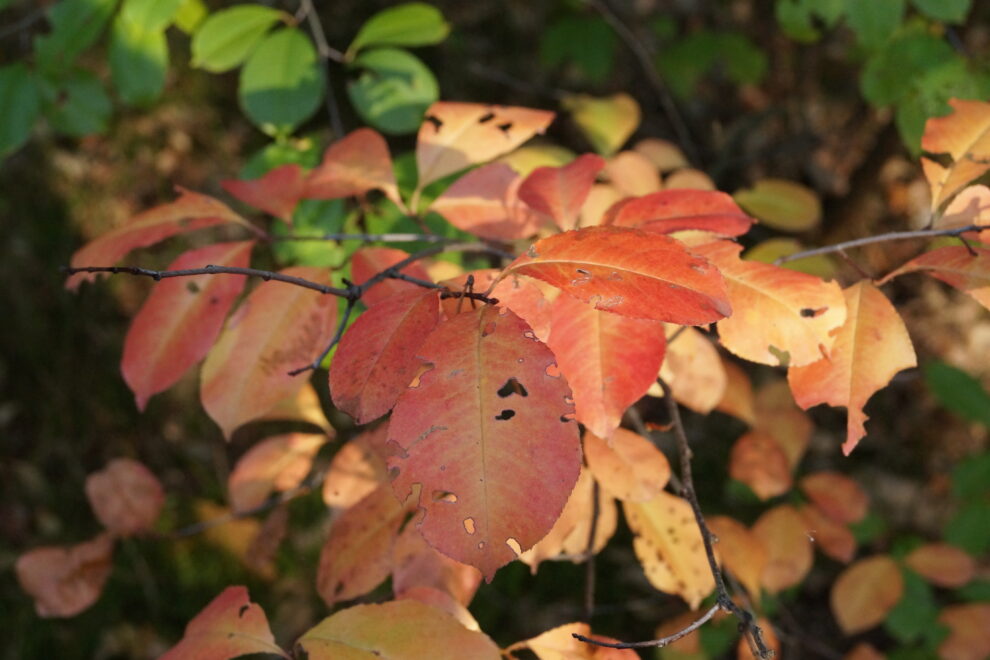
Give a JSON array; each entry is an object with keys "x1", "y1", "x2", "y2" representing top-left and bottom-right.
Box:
[
  {"x1": 573, "y1": 603, "x2": 720, "y2": 649},
  {"x1": 467, "y1": 62, "x2": 568, "y2": 101},
  {"x1": 270, "y1": 232, "x2": 460, "y2": 244},
  {"x1": 61, "y1": 265, "x2": 350, "y2": 296},
  {"x1": 583, "y1": 479, "x2": 601, "y2": 622},
  {"x1": 774, "y1": 224, "x2": 985, "y2": 265},
  {"x1": 287, "y1": 296, "x2": 358, "y2": 376},
  {"x1": 299, "y1": 0, "x2": 345, "y2": 137},
  {"x1": 587, "y1": 0, "x2": 701, "y2": 166},
  {"x1": 0, "y1": 7, "x2": 46, "y2": 41}
]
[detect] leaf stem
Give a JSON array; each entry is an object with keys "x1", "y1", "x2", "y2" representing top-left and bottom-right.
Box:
[{"x1": 774, "y1": 224, "x2": 985, "y2": 265}]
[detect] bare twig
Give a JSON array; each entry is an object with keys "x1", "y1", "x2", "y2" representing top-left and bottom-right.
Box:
[
  {"x1": 774, "y1": 224, "x2": 985, "y2": 265},
  {"x1": 572, "y1": 603, "x2": 720, "y2": 649},
  {"x1": 584, "y1": 479, "x2": 601, "y2": 622},
  {"x1": 287, "y1": 296, "x2": 358, "y2": 376},
  {"x1": 271, "y1": 232, "x2": 460, "y2": 244},
  {"x1": 62, "y1": 265, "x2": 350, "y2": 296},
  {"x1": 299, "y1": 0, "x2": 345, "y2": 137}
]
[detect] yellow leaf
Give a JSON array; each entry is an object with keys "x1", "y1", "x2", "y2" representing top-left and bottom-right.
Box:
[
  {"x1": 734, "y1": 178, "x2": 821, "y2": 231},
  {"x1": 563, "y1": 93, "x2": 641, "y2": 157}
]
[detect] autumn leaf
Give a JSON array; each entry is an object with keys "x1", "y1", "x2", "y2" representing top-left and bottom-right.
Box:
[
  {"x1": 634, "y1": 138, "x2": 689, "y2": 172},
  {"x1": 547, "y1": 293, "x2": 667, "y2": 438},
  {"x1": 222, "y1": 164, "x2": 306, "y2": 222},
  {"x1": 753, "y1": 379, "x2": 813, "y2": 468},
  {"x1": 733, "y1": 178, "x2": 821, "y2": 232},
  {"x1": 66, "y1": 188, "x2": 257, "y2": 290},
  {"x1": 85, "y1": 458, "x2": 165, "y2": 536},
  {"x1": 716, "y1": 359, "x2": 756, "y2": 424},
  {"x1": 194, "y1": 501, "x2": 273, "y2": 579},
  {"x1": 392, "y1": 520, "x2": 482, "y2": 607},
  {"x1": 934, "y1": 184, "x2": 990, "y2": 243},
  {"x1": 799, "y1": 503, "x2": 856, "y2": 563},
  {"x1": 258, "y1": 382, "x2": 334, "y2": 433},
  {"x1": 323, "y1": 425, "x2": 390, "y2": 509},
  {"x1": 752, "y1": 504, "x2": 813, "y2": 593},
  {"x1": 504, "y1": 226, "x2": 730, "y2": 324},
  {"x1": 397, "y1": 586, "x2": 481, "y2": 632},
  {"x1": 200, "y1": 267, "x2": 338, "y2": 438},
  {"x1": 799, "y1": 472, "x2": 868, "y2": 525},
  {"x1": 880, "y1": 245, "x2": 990, "y2": 312},
  {"x1": 441, "y1": 269, "x2": 556, "y2": 341},
  {"x1": 938, "y1": 603, "x2": 990, "y2": 660},
  {"x1": 304, "y1": 127, "x2": 404, "y2": 210},
  {"x1": 623, "y1": 491, "x2": 715, "y2": 609},
  {"x1": 580, "y1": 183, "x2": 624, "y2": 228},
  {"x1": 430, "y1": 163, "x2": 545, "y2": 240},
  {"x1": 350, "y1": 246, "x2": 433, "y2": 307},
  {"x1": 416, "y1": 102, "x2": 555, "y2": 188},
  {"x1": 904, "y1": 543, "x2": 976, "y2": 588},
  {"x1": 517, "y1": 153, "x2": 606, "y2": 231},
  {"x1": 297, "y1": 600, "x2": 501, "y2": 660},
  {"x1": 511, "y1": 621, "x2": 639, "y2": 659},
  {"x1": 921, "y1": 98, "x2": 990, "y2": 210},
  {"x1": 729, "y1": 431, "x2": 792, "y2": 501},
  {"x1": 121, "y1": 241, "x2": 253, "y2": 410},
  {"x1": 15, "y1": 534, "x2": 114, "y2": 618},
  {"x1": 388, "y1": 305, "x2": 581, "y2": 580},
  {"x1": 788, "y1": 282, "x2": 916, "y2": 454},
  {"x1": 562, "y1": 93, "x2": 640, "y2": 157},
  {"x1": 647, "y1": 325, "x2": 727, "y2": 414},
  {"x1": 694, "y1": 240, "x2": 846, "y2": 366},
  {"x1": 603, "y1": 150, "x2": 662, "y2": 197},
  {"x1": 664, "y1": 168, "x2": 715, "y2": 191},
  {"x1": 228, "y1": 433, "x2": 327, "y2": 512},
  {"x1": 583, "y1": 428, "x2": 670, "y2": 501},
  {"x1": 607, "y1": 189, "x2": 755, "y2": 238},
  {"x1": 707, "y1": 516, "x2": 767, "y2": 599},
  {"x1": 330, "y1": 289, "x2": 440, "y2": 424},
  {"x1": 830, "y1": 555, "x2": 904, "y2": 635},
  {"x1": 159, "y1": 586, "x2": 288, "y2": 659}
]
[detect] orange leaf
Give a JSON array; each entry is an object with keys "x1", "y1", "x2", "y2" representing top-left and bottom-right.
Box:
[
  {"x1": 921, "y1": 98, "x2": 990, "y2": 210},
  {"x1": 830, "y1": 555, "x2": 904, "y2": 635},
  {"x1": 430, "y1": 163, "x2": 545, "y2": 240},
  {"x1": 651, "y1": 325, "x2": 727, "y2": 414},
  {"x1": 729, "y1": 431, "x2": 792, "y2": 501},
  {"x1": 799, "y1": 471, "x2": 869, "y2": 524},
  {"x1": 604, "y1": 150, "x2": 662, "y2": 197},
  {"x1": 547, "y1": 293, "x2": 667, "y2": 438},
  {"x1": 317, "y1": 484, "x2": 414, "y2": 607},
  {"x1": 716, "y1": 359, "x2": 757, "y2": 424},
  {"x1": 200, "y1": 267, "x2": 338, "y2": 438},
  {"x1": 800, "y1": 503, "x2": 856, "y2": 563},
  {"x1": 441, "y1": 269, "x2": 556, "y2": 341},
  {"x1": 85, "y1": 458, "x2": 165, "y2": 536},
  {"x1": 788, "y1": 281, "x2": 917, "y2": 454},
  {"x1": 608, "y1": 189, "x2": 755, "y2": 237},
  {"x1": 350, "y1": 246, "x2": 433, "y2": 307},
  {"x1": 938, "y1": 603, "x2": 990, "y2": 660},
  {"x1": 708, "y1": 515, "x2": 768, "y2": 599},
  {"x1": 934, "y1": 184, "x2": 990, "y2": 243},
  {"x1": 298, "y1": 600, "x2": 501, "y2": 659},
  {"x1": 222, "y1": 164, "x2": 306, "y2": 222},
  {"x1": 258, "y1": 382, "x2": 334, "y2": 433},
  {"x1": 159, "y1": 586, "x2": 288, "y2": 659},
  {"x1": 121, "y1": 241, "x2": 254, "y2": 410},
  {"x1": 228, "y1": 432, "x2": 326, "y2": 512},
  {"x1": 396, "y1": 586, "x2": 481, "y2": 632},
  {"x1": 505, "y1": 226, "x2": 730, "y2": 324},
  {"x1": 331, "y1": 290, "x2": 440, "y2": 424},
  {"x1": 15, "y1": 533, "x2": 114, "y2": 618},
  {"x1": 194, "y1": 500, "x2": 273, "y2": 578},
  {"x1": 584, "y1": 428, "x2": 670, "y2": 501},
  {"x1": 753, "y1": 379, "x2": 813, "y2": 468},
  {"x1": 695, "y1": 240, "x2": 846, "y2": 366},
  {"x1": 417, "y1": 102, "x2": 555, "y2": 188},
  {"x1": 516, "y1": 622, "x2": 639, "y2": 659},
  {"x1": 580, "y1": 183, "x2": 624, "y2": 228},
  {"x1": 392, "y1": 520, "x2": 482, "y2": 607},
  {"x1": 844, "y1": 643, "x2": 886, "y2": 660},
  {"x1": 664, "y1": 168, "x2": 715, "y2": 190},
  {"x1": 304, "y1": 127, "x2": 403, "y2": 210},
  {"x1": 323, "y1": 426, "x2": 389, "y2": 509},
  {"x1": 518, "y1": 153, "x2": 606, "y2": 231},
  {"x1": 623, "y1": 491, "x2": 715, "y2": 609},
  {"x1": 388, "y1": 306, "x2": 581, "y2": 580},
  {"x1": 880, "y1": 245, "x2": 990, "y2": 312},
  {"x1": 904, "y1": 543, "x2": 976, "y2": 588},
  {"x1": 737, "y1": 617, "x2": 781, "y2": 660},
  {"x1": 752, "y1": 504, "x2": 813, "y2": 593},
  {"x1": 634, "y1": 138, "x2": 688, "y2": 173},
  {"x1": 66, "y1": 188, "x2": 255, "y2": 290}
]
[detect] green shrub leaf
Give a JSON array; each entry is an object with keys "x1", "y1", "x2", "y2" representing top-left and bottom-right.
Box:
[
  {"x1": 347, "y1": 47, "x2": 438, "y2": 135},
  {"x1": 109, "y1": 17, "x2": 169, "y2": 106},
  {"x1": 34, "y1": 0, "x2": 117, "y2": 74},
  {"x1": 45, "y1": 69, "x2": 112, "y2": 136},
  {"x1": 191, "y1": 4, "x2": 285, "y2": 72},
  {"x1": 0, "y1": 63, "x2": 42, "y2": 157},
  {"x1": 347, "y1": 2, "x2": 449, "y2": 56}
]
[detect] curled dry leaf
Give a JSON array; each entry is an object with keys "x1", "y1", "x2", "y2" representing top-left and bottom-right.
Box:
[
  {"x1": 16, "y1": 533, "x2": 114, "y2": 618},
  {"x1": 937, "y1": 603, "x2": 990, "y2": 660},
  {"x1": 648, "y1": 325, "x2": 727, "y2": 414},
  {"x1": 518, "y1": 153, "x2": 607, "y2": 231},
  {"x1": 904, "y1": 543, "x2": 976, "y2": 588},
  {"x1": 799, "y1": 472, "x2": 869, "y2": 525},
  {"x1": 879, "y1": 246, "x2": 990, "y2": 312},
  {"x1": 159, "y1": 586, "x2": 288, "y2": 659},
  {"x1": 729, "y1": 431, "x2": 792, "y2": 501},
  {"x1": 707, "y1": 515, "x2": 767, "y2": 599},
  {"x1": 228, "y1": 432, "x2": 327, "y2": 513},
  {"x1": 323, "y1": 426, "x2": 389, "y2": 509},
  {"x1": 562, "y1": 93, "x2": 641, "y2": 157},
  {"x1": 830, "y1": 555, "x2": 904, "y2": 635},
  {"x1": 303, "y1": 127, "x2": 403, "y2": 210},
  {"x1": 921, "y1": 98, "x2": 990, "y2": 210},
  {"x1": 85, "y1": 458, "x2": 165, "y2": 536},
  {"x1": 623, "y1": 491, "x2": 715, "y2": 610},
  {"x1": 752, "y1": 504, "x2": 813, "y2": 593},
  {"x1": 222, "y1": 163, "x2": 306, "y2": 222},
  {"x1": 430, "y1": 163, "x2": 545, "y2": 240},
  {"x1": 350, "y1": 246, "x2": 434, "y2": 307},
  {"x1": 583, "y1": 428, "x2": 670, "y2": 502},
  {"x1": 514, "y1": 621, "x2": 639, "y2": 659}
]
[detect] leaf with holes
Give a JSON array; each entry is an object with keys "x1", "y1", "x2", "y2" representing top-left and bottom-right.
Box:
[
  {"x1": 547, "y1": 293, "x2": 666, "y2": 438},
  {"x1": 159, "y1": 586, "x2": 288, "y2": 659},
  {"x1": 788, "y1": 282, "x2": 916, "y2": 454},
  {"x1": 694, "y1": 240, "x2": 846, "y2": 366},
  {"x1": 430, "y1": 163, "x2": 546, "y2": 240},
  {"x1": 85, "y1": 458, "x2": 165, "y2": 536},
  {"x1": 331, "y1": 289, "x2": 440, "y2": 424},
  {"x1": 122, "y1": 241, "x2": 253, "y2": 410},
  {"x1": 304, "y1": 127, "x2": 403, "y2": 210},
  {"x1": 15, "y1": 534, "x2": 114, "y2": 618},
  {"x1": 830, "y1": 555, "x2": 904, "y2": 635},
  {"x1": 517, "y1": 153, "x2": 606, "y2": 231},
  {"x1": 222, "y1": 164, "x2": 305, "y2": 222},
  {"x1": 350, "y1": 246, "x2": 433, "y2": 307},
  {"x1": 66, "y1": 188, "x2": 256, "y2": 290},
  {"x1": 607, "y1": 189, "x2": 755, "y2": 237},
  {"x1": 583, "y1": 428, "x2": 669, "y2": 502},
  {"x1": 200, "y1": 267, "x2": 338, "y2": 438},
  {"x1": 504, "y1": 226, "x2": 730, "y2": 324},
  {"x1": 387, "y1": 305, "x2": 581, "y2": 580},
  {"x1": 921, "y1": 98, "x2": 990, "y2": 210},
  {"x1": 880, "y1": 245, "x2": 990, "y2": 312},
  {"x1": 416, "y1": 102, "x2": 555, "y2": 188},
  {"x1": 228, "y1": 432, "x2": 327, "y2": 512}
]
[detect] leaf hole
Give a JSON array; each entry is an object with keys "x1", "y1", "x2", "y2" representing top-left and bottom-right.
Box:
[
  {"x1": 800, "y1": 307, "x2": 826, "y2": 318},
  {"x1": 477, "y1": 111, "x2": 495, "y2": 123},
  {"x1": 560, "y1": 412, "x2": 576, "y2": 423},
  {"x1": 238, "y1": 604, "x2": 250, "y2": 618},
  {"x1": 186, "y1": 281, "x2": 201, "y2": 294},
  {"x1": 505, "y1": 537, "x2": 522, "y2": 557},
  {"x1": 497, "y1": 121, "x2": 513, "y2": 134},
  {"x1": 494, "y1": 409, "x2": 516, "y2": 421},
  {"x1": 545, "y1": 362, "x2": 562, "y2": 378},
  {"x1": 425, "y1": 114, "x2": 443, "y2": 131},
  {"x1": 408, "y1": 362, "x2": 434, "y2": 389},
  {"x1": 497, "y1": 378, "x2": 529, "y2": 398},
  {"x1": 432, "y1": 490, "x2": 458, "y2": 503},
  {"x1": 482, "y1": 321, "x2": 497, "y2": 337},
  {"x1": 463, "y1": 517, "x2": 476, "y2": 534}
]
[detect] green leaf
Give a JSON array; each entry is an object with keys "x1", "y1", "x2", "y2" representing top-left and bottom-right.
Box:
[
  {"x1": 109, "y1": 16, "x2": 168, "y2": 106},
  {"x1": 952, "y1": 452, "x2": 990, "y2": 501},
  {"x1": 911, "y1": 0, "x2": 971, "y2": 23},
  {"x1": 775, "y1": 0, "x2": 821, "y2": 42},
  {"x1": 240, "y1": 139, "x2": 321, "y2": 179},
  {"x1": 957, "y1": 579, "x2": 990, "y2": 602},
  {"x1": 718, "y1": 33, "x2": 768, "y2": 85},
  {"x1": 34, "y1": 0, "x2": 118, "y2": 74},
  {"x1": 924, "y1": 361, "x2": 990, "y2": 428},
  {"x1": 191, "y1": 4, "x2": 285, "y2": 72},
  {"x1": 45, "y1": 69, "x2": 112, "y2": 136},
  {"x1": 656, "y1": 32, "x2": 719, "y2": 97},
  {"x1": 945, "y1": 501, "x2": 990, "y2": 556},
  {"x1": 885, "y1": 568, "x2": 941, "y2": 644},
  {"x1": 119, "y1": 0, "x2": 183, "y2": 31},
  {"x1": 861, "y1": 29, "x2": 955, "y2": 105},
  {"x1": 539, "y1": 15, "x2": 616, "y2": 84},
  {"x1": 173, "y1": 0, "x2": 207, "y2": 34},
  {"x1": 239, "y1": 27, "x2": 324, "y2": 135},
  {"x1": 0, "y1": 63, "x2": 42, "y2": 157},
  {"x1": 272, "y1": 199, "x2": 351, "y2": 268},
  {"x1": 849, "y1": 511, "x2": 886, "y2": 544},
  {"x1": 347, "y1": 47, "x2": 438, "y2": 135},
  {"x1": 845, "y1": 0, "x2": 906, "y2": 49},
  {"x1": 347, "y1": 2, "x2": 450, "y2": 56}
]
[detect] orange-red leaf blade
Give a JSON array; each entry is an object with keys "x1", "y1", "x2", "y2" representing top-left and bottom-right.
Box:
[
  {"x1": 304, "y1": 127, "x2": 403, "y2": 209},
  {"x1": 222, "y1": 164, "x2": 306, "y2": 222},
  {"x1": 430, "y1": 163, "x2": 545, "y2": 240},
  {"x1": 16, "y1": 534, "x2": 114, "y2": 618},
  {"x1": 517, "y1": 153, "x2": 606, "y2": 231},
  {"x1": 881, "y1": 245, "x2": 990, "y2": 312},
  {"x1": 85, "y1": 458, "x2": 165, "y2": 536},
  {"x1": 608, "y1": 189, "x2": 755, "y2": 237},
  {"x1": 228, "y1": 432, "x2": 327, "y2": 512}
]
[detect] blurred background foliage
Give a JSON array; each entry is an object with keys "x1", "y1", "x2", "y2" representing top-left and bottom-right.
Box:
[{"x1": 1, "y1": 0, "x2": 989, "y2": 658}]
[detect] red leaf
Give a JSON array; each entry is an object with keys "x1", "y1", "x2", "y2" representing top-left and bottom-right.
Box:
[
  {"x1": 388, "y1": 306, "x2": 581, "y2": 580},
  {"x1": 160, "y1": 586, "x2": 288, "y2": 659},
  {"x1": 547, "y1": 293, "x2": 667, "y2": 438},
  {"x1": 222, "y1": 164, "x2": 306, "y2": 222},
  {"x1": 350, "y1": 246, "x2": 433, "y2": 307},
  {"x1": 122, "y1": 241, "x2": 253, "y2": 410},
  {"x1": 517, "y1": 153, "x2": 606, "y2": 231},
  {"x1": 228, "y1": 433, "x2": 327, "y2": 512},
  {"x1": 607, "y1": 189, "x2": 755, "y2": 237},
  {"x1": 392, "y1": 519, "x2": 483, "y2": 607},
  {"x1": 331, "y1": 290, "x2": 440, "y2": 424},
  {"x1": 430, "y1": 163, "x2": 546, "y2": 240},
  {"x1": 304, "y1": 127, "x2": 403, "y2": 209},
  {"x1": 504, "y1": 226, "x2": 730, "y2": 324},
  {"x1": 16, "y1": 534, "x2": 114, "y2": 618},
  {"x1": 200, "y1": 267, "x2": 338, "y2": 438},
  {"x1": 85, "y1": 458, "x2": 165, "y2": 536},
  {"x1": 66, "y1": 188, "x2": 256, "y2": 290},
  {"x1": 880, "y1": 245, "x2": 990, "y2": 312},
  {"x1": 440, "y1": 269, "x2": 555, "y2": 341}
]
